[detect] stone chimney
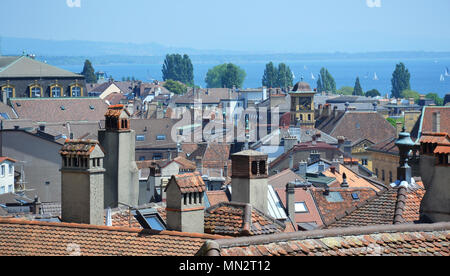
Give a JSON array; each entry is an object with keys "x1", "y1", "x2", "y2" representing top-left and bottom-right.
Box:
[
  {"x1": 373, "y1": 102, "x2": 378, "y2": 112},
  {"x1": 285, "y1": 182, "x2": 296, "y2": 223},
  {"x1": 318, "y1": 161, "x2": 325, "y2": 174},
  {"x1": 289, "y1": 154, "x2": 294, "y2": 170},
  {"x1": 333, "y1": 106, "x2": 338, "y2": 117},
  {"x1": 60, "y1": 140, "x2": 105, "y2": 225},
  {"x1": 337, "y1": 136, "x2": 345, "y2": 151},
  {"x1": 396, "y1": 121, "x2": 404, "y2": 136},
  {"x1": 1, "y1": 90, "x2": 7, "y2": 104},
  {"x1": 165, "y1": 172, "x2": 205, "y2": 233},
  {"x1": 298, "y1": 161, "x2": 307, "y2": 177},
  {"x1": 433, "y1": 112, "x2": 441, "y2": 133},
  {"x1": 284, "y1": 136, "x2": 298, "y2": 153},
  {"x1": 99, "y1": 105, "x2": 139, "y2": 209},
  {"x1": 231, "y1": 150, "x2": 269, "y2": 214},
  {"x1": 332, "y1": 159, "x2": 340, "y2": 174}
]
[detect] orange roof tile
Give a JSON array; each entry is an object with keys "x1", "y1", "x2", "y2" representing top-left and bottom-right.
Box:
[
  {"x1": 204, "y1": 202, "x2": 285, "y2": 237},
  {"x1": 0, "y1": 218, "x2": 226, "y2": 256},
  {"x1": 167, "y1": 172, "x2": 206, "y2": 194},
  {"x1": 323, "y1": 164, "x2": 383, "y2": 192},
  {"x1": 59, "y1": 139, "x2": 103, "y2": 156}
]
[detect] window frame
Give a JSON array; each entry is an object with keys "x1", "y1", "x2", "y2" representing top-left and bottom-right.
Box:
[
  {"x1": 70, "y1": 85, "x2": 83, "y2": 97},
  {"x1": 50, "y1": 84, "x2": 63, "y2": 98},
  {"x1": 1, "y1": 85, "x2": 15, "y2": 99},
  {"x1": 29, "y1": 84, "x2": 43, "y2": 98}
]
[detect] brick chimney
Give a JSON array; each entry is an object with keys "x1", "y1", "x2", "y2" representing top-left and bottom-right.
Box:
[
  {"x1": 165, "y1": 172, "x2": 206, "y2": 233},
  {"x1": 231, "y1": 150, "x2": 269, "y2": 214}
]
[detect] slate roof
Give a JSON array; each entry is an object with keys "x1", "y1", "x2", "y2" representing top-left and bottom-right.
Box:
[
  {"x1": 0, "y1": 56, "x2": 83, "y2": 78},
  {"x1": 10, "y1": 98, "x2": 109, "y2": 123},
  {"x1": 0, "y1": 217, "x2": 225, "y2": 256},
  {"x1": 198, "y1": 223, "x2": 450, "y2": 256},
  {"x1": 173, "y1": 88, "x2": 238, "y2": 105},
  {"x1": 131, "y1": 118, "x2": 179, "y2": 149},
  {"x1": 367, "y1": 136, "x2": 399, "y2": 155},
  {"x1": 167, "y1": 172, "x2": 206, "y2": 194},
  {"x1": 325, "y1": 185, "x2": 425, "y2": 229},
  {"x1": 204, "y1": 202, "x2": 286, "y2": 237}
]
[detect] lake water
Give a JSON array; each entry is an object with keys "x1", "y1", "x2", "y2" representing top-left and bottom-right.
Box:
[{"x1": 61, "y1": 57, "x2": 450, "y2": 98}]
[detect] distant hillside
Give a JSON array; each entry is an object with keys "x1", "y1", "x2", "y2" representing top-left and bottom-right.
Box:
[{"x1": 1, "y1": 36, "x2": 248, "y2": 57}]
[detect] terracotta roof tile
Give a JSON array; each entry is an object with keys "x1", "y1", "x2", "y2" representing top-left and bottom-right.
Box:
[
  {"x1": 168, "y1": 172, "x2": 206, "y2": 194},
  {"x1": 204, "y1": 202, "x2": 285, "y2": 237},
  {"x1": 206, "y1": 191, "x2": 230, "y2": 206},
  {"x1": 202, "y1": 223, "x2": 450, "y2": 256},
  {"x1": 59, "y1": 139, "x2": 102, "y2": 156},
  {"x1": 0, "y1": 218, "x2": 225, "y2": 256}
]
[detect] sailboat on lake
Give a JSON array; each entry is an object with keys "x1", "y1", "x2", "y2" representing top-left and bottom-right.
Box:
[
  {"x1": 311, "y1": 72, "x2": 316, "y2": 80},
  {"x1": 445, "y1": 67, "x2": 450, "y2": 77},
  {"x1": 440, "y1": 74, "x2": 445, "y2": 82},
  {"x1": 373, "y1": 72, "x2": 379, "y2": 81}
]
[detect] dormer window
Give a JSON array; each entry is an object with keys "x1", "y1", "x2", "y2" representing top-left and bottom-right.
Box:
[
  {"x1": 50, "y1": 84, "x2": 63, "y2": 98},
  {"x1": 1, "y1": 85, "x2": 15, "y2": 99},
  {"x1": 29, "y1": 85, "x2": 42, "y2": 98},
  {"x1": 70, "y1": 85, "x2": 82, "y2": 97}
]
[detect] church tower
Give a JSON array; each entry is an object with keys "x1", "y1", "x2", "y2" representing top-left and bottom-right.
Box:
[{"x1": 289, "y1": 81, "x2": 316, "y2": 128}]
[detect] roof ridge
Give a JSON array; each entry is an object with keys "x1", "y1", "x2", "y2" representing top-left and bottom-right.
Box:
[{"x1": 212, "y1": 222, "x2": 450, "y2": 249}]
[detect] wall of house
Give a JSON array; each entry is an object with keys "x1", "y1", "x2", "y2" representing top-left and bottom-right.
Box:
[
  {"x1": 0, "y1": 161, "x2": 14, "y2": 194},
  {"x1": 231, "y1": 178, "x2": 268, "y2": 214},
  {"x1": 0, "y1": 131, "x2": 61, "y2": 202},
  {"x1": 370, "y1": 151, "x2": 399, "y2": 186},
  {"x1": 419, "y1": 155, "x2": 450, "y2": 222}
]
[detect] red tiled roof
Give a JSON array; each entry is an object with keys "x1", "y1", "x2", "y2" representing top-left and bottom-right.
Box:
[
  {"x1": 325, "y1": 186, "x2": 425, "y2": 229},
  {"x1": 420, "y1": 106, "x2": 450, "y2": 135},
  {"x1": 420, "y1": 132, "x2": 450, "y2": 144},
  {"x1": 204, "y1": 202, "x2": 285, "y2": 237},
  {"x1": 0, "y1": 157, "x2": 16, "y2": 163},
  {"x1": 206, "y1": 190, "x2": 230, "y2": 206},
  {"x1": 170, "y1": 156, "x2": 196, "y2": 170},
  {"x1": 323, "y1": 164, "x2": 384, "y2": 192},
  {"x1": 105, "y1": 104, "x2": 130, "y2": 117},
  {"x1": 199, "y1": 223, "x2": 450, "y2": 256},
  {"x1": 167, "y1": 172, "x2": 206, "y2": 194},
  {"x1": 59, "y1": 139, "x2": 103, "y2": 156},
  {"x1": 0, "y1": 218, "x2": 225, "y2": 256},
  {"x1": 310, "y1": 187, "x2": 377, "y2": 226}
]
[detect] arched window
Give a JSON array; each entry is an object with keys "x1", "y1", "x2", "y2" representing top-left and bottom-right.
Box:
[
  {"x1": 50, "y1": 85, "x2": 62, "y2": 97},
  {"x1": 70, "y1": 85, "x2": 82, "y2": 97},
  {"x1": 30, "y1": 85, "x2": 42, "y2": 98},
  {"x1": 1, "y1": 85, "x2": 15, "y2": 99}
]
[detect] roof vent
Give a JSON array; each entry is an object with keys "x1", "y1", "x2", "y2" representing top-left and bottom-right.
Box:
[
  {"x1": 89, "y1": 105, "x2": 95, "y2": 110},
  {"x1": 61, "y1": 106, "x2": 66, "y2": 110}
]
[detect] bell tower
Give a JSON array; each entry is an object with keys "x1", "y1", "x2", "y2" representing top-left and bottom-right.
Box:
[{"x1": 289, "y1": 81, "x2": 316, "y2": 128}]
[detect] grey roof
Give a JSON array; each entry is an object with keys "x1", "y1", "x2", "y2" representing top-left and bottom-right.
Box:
[
  {"x1": 0, "y1": 56, "x2": 83, "y2": 78},
  {"x1": 267, "y1": 185, "x2": 288, "y2": 220}
]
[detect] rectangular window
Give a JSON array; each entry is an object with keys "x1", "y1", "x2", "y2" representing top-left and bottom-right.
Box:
[
  {"x1": 156, "y1": 135, "x2": 166, "y2": 141},
  {"x1": 8, "y1": 185, "x2": 13, "y2": 193},
  {"x1": 295, "y1": 202, "x2": 309, "y2": 213},
  {"x1": 0, "y1": 186, "x2": 5, "y2": 194},
  {"x1": 8, "y1": 164, "x2": 13, "y2": 175},
  {"x1": 136, "y1": 135, "x2": 145, "y2": 141},
  {"x1": 1, "y1": 165, "x2": 5, "y2": 177}
]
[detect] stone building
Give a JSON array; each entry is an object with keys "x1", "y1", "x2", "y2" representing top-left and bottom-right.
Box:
[
  {"x1": 0, "y1": 56, "x2": 86, "y2": 101},
  {"x1": 289, "y1": 81, "x2": 316, "y2": 128}
]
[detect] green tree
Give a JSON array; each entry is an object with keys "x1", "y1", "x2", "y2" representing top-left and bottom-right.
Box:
[
  {"x1": 81, "y1": 60, "x2": 97, "y2": 84},
  {"x1": 353, "y1": 77, "x2": 364, "y2": 96},
  {"x1": 425, "y1": 93, "x2": 444, "y2": 106},
  {"x1": 337, "y1": 86, "x2": 354, "y2": 95},
  {"x1": 277, "y1": 63, "x2": 294, "y2": 89},
  {"x1": 163, "y1": 79, "x2": 187, "y2": 95},
  {"x1": 391, "y1": 62, "x2": 411, "y2": 98},
  {"x1": 262, "y1": 62, "x2": 278, "y2": 88},
  {"x1": 205, "y1": 63, "x2": 246, "y2": 88},
  {"x1": 317, "y1": 68, "x2": 336, "y2": 93},
  {"x1": 401, "y1": 89, "x2": 420, "y2": 103},
  {"x1": 365, "y1": 89, "x2": 381, "y2": 97},
  {"x1": 162, "y1": 54, "x2": 194, "y2": 86}
]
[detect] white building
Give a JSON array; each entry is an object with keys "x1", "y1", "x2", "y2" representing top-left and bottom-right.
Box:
[{"x1": 0, "y1": 157, "x2": 16, "y2": 194}]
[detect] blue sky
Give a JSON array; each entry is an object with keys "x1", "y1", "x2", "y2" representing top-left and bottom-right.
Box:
[{"x1": 1, "y1": 0, "x2": 449, "y2": 53}]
